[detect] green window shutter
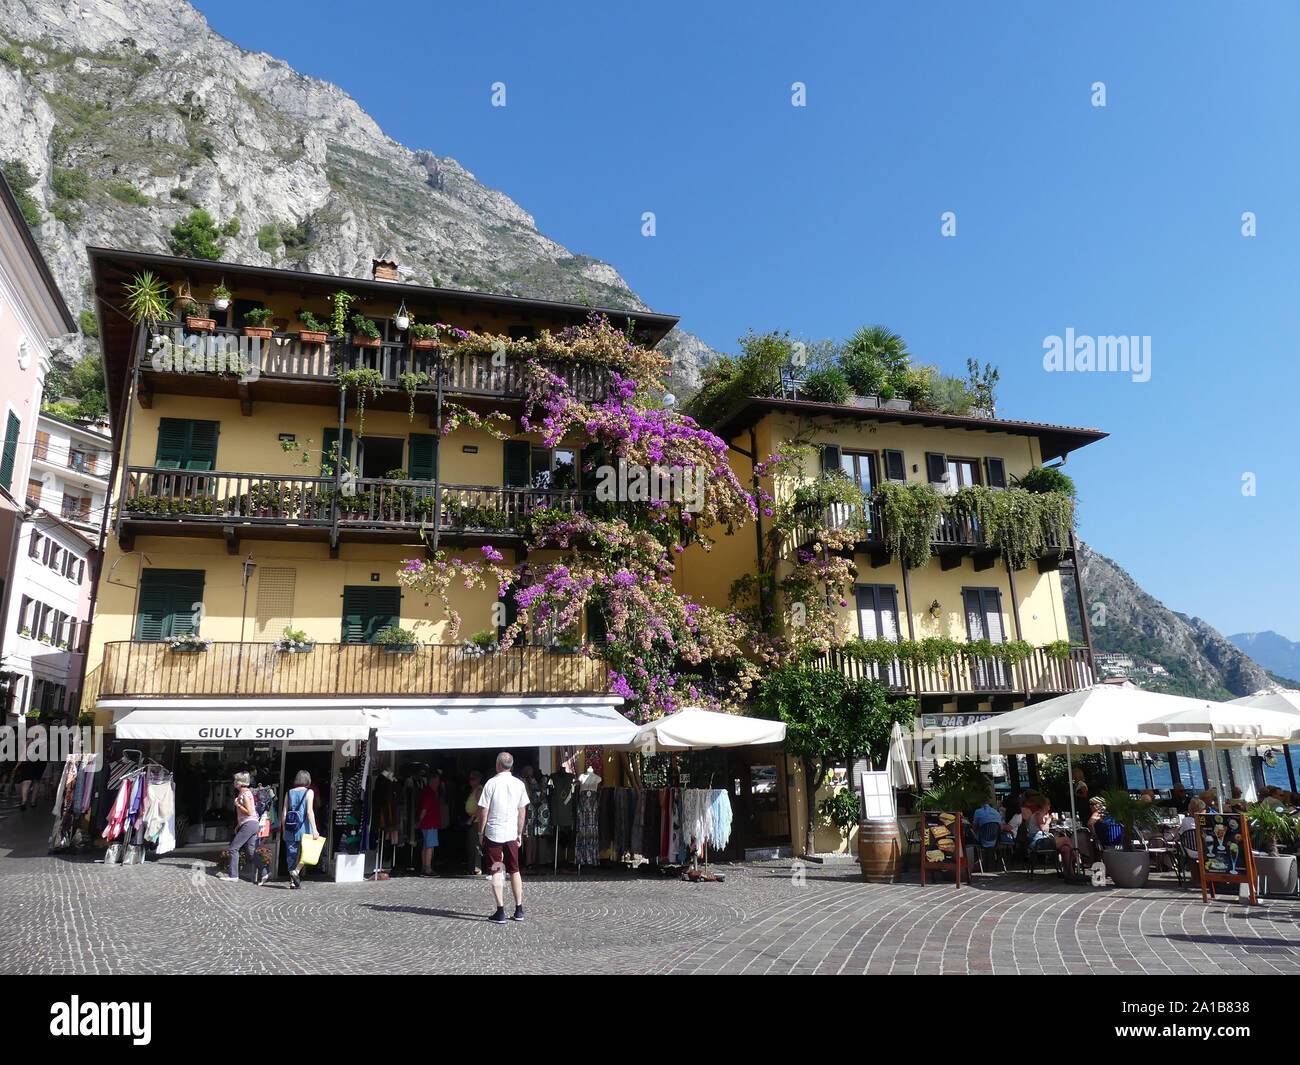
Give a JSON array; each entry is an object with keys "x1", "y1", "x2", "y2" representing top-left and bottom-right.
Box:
[
  {"x1": 925, "y1": 452, "x2": 948, "y2": 485},
  {"x1": 322, "y1": 427, "x2": 353, "y2": 475},
  {"x1": 580, "y1": 443, "x2": 606, "y2": 492},
  {"x1": 503, "y1": 440, "x2": 531, "y2": 488},
  {"x1": 984, "y1": 457, "x2": 1007, "y2": 489},
  {"x1": 497, "y1": 590, "x2": 520, "y2": 642},
  {"x1": 0, "y1": 412, "x2": 18, "y2": 491},
  {"x1": 408, "y1": 433, "x2": 439, "y2": 481},
  {"x1": 341, "y1": 586, "x2": 401, "y2": 643},
  {"x1": 136, "y1": 569, "x2": 206, "y2": 640},
  {"x1": 156, "y1": 419, "x2": 219, "y2": 470},
  {"x1": 586, "y1": 601, "x2": 607, "y2": 646}
]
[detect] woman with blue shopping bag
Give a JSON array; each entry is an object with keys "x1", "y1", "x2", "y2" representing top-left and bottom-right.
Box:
[{"x1": 280, "y1": 771, "x2": 322, "y2": 889}]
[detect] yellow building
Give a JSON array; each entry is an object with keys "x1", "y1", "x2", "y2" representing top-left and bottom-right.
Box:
[
  {"x1": 684, "y1": 396, "x2": 1106, "y2": 854},
  {"x1": 82, "y1": 247, "x2": 1106, "y2": 867},
  {"x1": 84, "y1": 248, "x2": 675, "y2": 873}
]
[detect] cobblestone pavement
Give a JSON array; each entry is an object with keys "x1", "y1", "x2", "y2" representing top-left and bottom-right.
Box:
[{"x1": 4, "y1": 795, "x2": 1300, "y2": 974}]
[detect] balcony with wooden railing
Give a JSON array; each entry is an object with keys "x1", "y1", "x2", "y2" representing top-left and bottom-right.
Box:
[
  {"x1": 97, "y1": 641, "x2": 612, "y2": 700},
  {"x1": 807, "y1": 645, "x2": 1094, "y2": 698},
  {"x1": 786, "y1": 500, "x2": 1069, "y2": 571},
  {"x1": 135, "y1": 323, "x2": 612, "y2": 410},
  {"x1": 115, "y1": 465, "x2": 597, "y2": 548}
]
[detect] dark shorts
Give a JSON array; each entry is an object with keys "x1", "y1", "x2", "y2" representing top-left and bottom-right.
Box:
[{"x1": 483, "y1": 838, "x2": 520, "y2": 875}]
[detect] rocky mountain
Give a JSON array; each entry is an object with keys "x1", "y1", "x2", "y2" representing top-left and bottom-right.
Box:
[
  {"x1": 1063, "y1": 541, "x2": 1281, "y2": 700},
  {"x1": 0, "y1": 0, "x2": 711, "y2": 387},
  {"x1": 1228, "y1": 631, "x2": 1300, "y2": 688}
]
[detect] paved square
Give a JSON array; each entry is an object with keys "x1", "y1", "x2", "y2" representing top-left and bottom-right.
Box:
[{"x1": 4, "y1": 799, "x2": 1298, "y2": 974}]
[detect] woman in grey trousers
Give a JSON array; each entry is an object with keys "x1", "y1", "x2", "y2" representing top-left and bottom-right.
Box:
[{"x1": 219, "y1": 773, "x2": 268, "y2": 884}]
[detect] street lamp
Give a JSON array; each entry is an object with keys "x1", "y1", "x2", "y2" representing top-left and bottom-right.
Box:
[{"x1": 235, "y1": 554, "x2": 256, "y2": 690}]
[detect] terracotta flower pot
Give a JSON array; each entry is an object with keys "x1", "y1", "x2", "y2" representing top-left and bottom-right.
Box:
[
  {"x1": 298, "y1": 330, "x2": 327, "y2": 345},
  {"x1": 352, "y1": 334, "x2": 381, "y2": 349},
  {"x1": 411, "y1": 338, "x2": 437, "y2": 350},
  {"x1": 186, "y1": 316, "x2": 216, "y2": 333},
  {"x1": 243, "y1": 326, "x2": 274, "y2": 340}
]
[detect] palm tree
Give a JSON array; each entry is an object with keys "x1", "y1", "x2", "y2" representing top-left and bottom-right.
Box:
[{"x1": 841, "y1": 324, "x2": 910, "y2": 397}]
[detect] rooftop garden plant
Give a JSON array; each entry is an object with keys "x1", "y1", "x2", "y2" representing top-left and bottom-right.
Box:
[{"x1": 123, "y1": 270, "x2": 172, "y2": 326}]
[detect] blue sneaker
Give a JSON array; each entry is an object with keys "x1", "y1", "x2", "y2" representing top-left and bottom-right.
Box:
[
  {"x1": 489, "y1": 908, "x2": 507, "y2": 923},
  {"x1": 511, "y1": 906, "x2": 524, "y2": 922}
]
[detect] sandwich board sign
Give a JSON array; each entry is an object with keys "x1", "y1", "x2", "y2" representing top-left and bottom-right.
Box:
[
  {"x1": 1194, "y1": 812, "x2": 1258, "y2": 905},
  {"x1": 920, "y1": 810, "x2": 967, "y2": 888}
]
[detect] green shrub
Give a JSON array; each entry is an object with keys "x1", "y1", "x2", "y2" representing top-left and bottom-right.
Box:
[
  {"x1": 800, "y1": 366, "x2": 850, "y2": 405},
  {"x1": 78, "y1": 310, "x2": 98, "y2": 338},
  {"x1": 169, "y1": 186, "x2": 193, "y2": 203},
  {"x1": 839, "y1": 347, "x2": 886, "y2": 396},
  {"x1": 0, "y1": 46, "x2": 21, "y2": 67},
  {"x1": 107, "y1": 180, "x2": 149, "y2": 206},
  {"x1": 1, "y1": 159, "x2": 41, "y2": 225},
  {"x1": 257, "y1": 222, "x2": 280, "y2": 253},
  {"x1": 51, "y1": 201, "x2": 81, "y2": 226},
  {"x1": 1013, "y1": 466, "x2": 1077, "y2": 499},
  {"x1": 222, "y1": 217, "x2": 241, "y2": 237},
  {"x1": 51, "y1": 168, "x2": 89, "y2": 200},
  {"x1": 169, "y1": 208, "x2": 224, "y2": 260}
]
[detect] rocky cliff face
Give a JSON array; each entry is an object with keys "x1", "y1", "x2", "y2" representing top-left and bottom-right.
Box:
[
  {"x1": 1068, "y1": 541, "x2": 1276, "y2": 699},
  {"x1": 0, "y1": 0, "x2": 709, "y2": 387}
]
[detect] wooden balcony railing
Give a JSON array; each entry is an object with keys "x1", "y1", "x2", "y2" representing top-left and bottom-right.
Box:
[
  {"x1": 118, "y1": 466, "x2": 597, "y2": 539},
  {"x1": 808, "y1": 645, "x2": 1094, "y2": 697},
  {"x1": 98, "y1": 641, "x2": 612, "y2": 699},
  {"x1": 144, "y1": 324, "x2": 612, "y2": 403},
  {"x1": 787, "y1": 501, "x2": 1067, "y2": 559}
]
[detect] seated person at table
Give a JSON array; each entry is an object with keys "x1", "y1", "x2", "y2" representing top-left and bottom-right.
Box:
[
  {"x1": 1140, "y1": 789, "x2": 1156, "y2": 804},
  {"x1": 1180, "y1": 797, "x2": 1206, "y2": 834},
  {"x1": 973, "y1": 799, "x2": 1010, "y2": 847},
  {"x1": 1170, "y1": 784, "x2": 1190, "y2": 813},
  {"x1": 1077, "y1": 797, "x2": 1106, "y2": 866},
  {"x1": 1225, "y1": 786, "x2": 1249, "y2": 813},
  {"x1": 1198, "y1": 789, "x2": 1219, "y2": 813}
]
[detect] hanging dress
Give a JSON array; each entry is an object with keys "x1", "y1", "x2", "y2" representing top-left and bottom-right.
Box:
[{"x1": 576, "y1": 789, "x2": 600, "y2": 866}]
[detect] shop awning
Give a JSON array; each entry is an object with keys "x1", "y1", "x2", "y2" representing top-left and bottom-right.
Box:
[
  {"x1": 110, "y1": 703, "x2": 383, "y2": 742},
  {"x1": 376, "y1": 698, "x2": 635, "y2": 751}
]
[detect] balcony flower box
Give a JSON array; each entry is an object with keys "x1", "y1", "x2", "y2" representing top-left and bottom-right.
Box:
[
  {"x1": 165, "y1": 635, "x2": 211, "y2": 653},
  {"x1": 382, "y1": 644, "x2": 417, "y2": 654},
  {"x1": 243, "y1": 326, "x2": 274, "y2": 341},
  {"x1": 298, "y1": 330, "x2": 328, "y2": 345},
  {"x1": 351, "y1": 333, "x2": 381, "y2": 349},
  {"x1": 278, "y1": 641, "x2": 315, "y2": 654},
  {"x1": 185, "y1": 316, "x2": 217, "y2": 333},
  {"x1": 411, "y1": 337, "x2": 437, "y2": 351},
  {"x1": 376, "y1": 626, "x2": 418, "y2": 654}
]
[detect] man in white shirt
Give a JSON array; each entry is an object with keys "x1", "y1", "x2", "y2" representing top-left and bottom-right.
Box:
[{"x1": 477, "y1": 751, "x2": 530, "y2": 923}]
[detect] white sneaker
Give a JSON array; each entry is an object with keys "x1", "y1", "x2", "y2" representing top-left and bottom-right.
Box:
[{"x1": 215, "y1": 873, "x2": 240, "y2": 882}]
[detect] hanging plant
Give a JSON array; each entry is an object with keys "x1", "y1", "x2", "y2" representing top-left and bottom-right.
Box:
[
  {"x1": 872, "y1": 482, "x2": 946, "y2": 568},
  {"x1": 337, "y1": 366, "x2": 384, "y2": 435},
  {"x1": 950, "y1": 485, "x2": 1074, "y2": 569},
  {"x1": 398, "y1": 370, "x2": 429, "y2": 421},
  {"x1": 991, "y1": 639, "x2": 1034, "y2": 665},
  {"x1": 330, "y1": 290, "x2": 358, "y2": 337},
  {"x1": 1044, "y1": 640, "x2": 1073, "y2": 662}
]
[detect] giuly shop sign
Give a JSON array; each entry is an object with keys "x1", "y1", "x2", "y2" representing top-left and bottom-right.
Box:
[{"x1": 195, "y1": 727, "x2": 296, "y2": 740}]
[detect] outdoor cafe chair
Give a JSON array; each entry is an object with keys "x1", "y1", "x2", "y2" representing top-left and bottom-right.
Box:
[
  {"x1": 975, "y1": 820, "x2": 1007, "y2": 872},
  {"x1": 1144, "y1": 827, "x2": 1174, "y2": 874},
  {"x1": 1026, "y1": 835, "x2": 1060, "y2": 878},
  {"x1": 1174, "y1": 828, "x2": 1199, "y2": 887},
  {"x1": 899, "y1": 820, "x2": 923, "y2": 873}
]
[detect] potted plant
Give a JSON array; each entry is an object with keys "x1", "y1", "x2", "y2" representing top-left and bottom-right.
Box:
[
  {"x1": 410, "y1": 322, "x2": 439, "y2": 350},
  {"x1": 164, "y1": 633, "x2": 211, "y2": 653},
  {"x1": 277, "y1": 627, "x2": 315, "y2": 653},
  {"x1": 217, "y1": 845, "x2": 274, "y2": 875},
  {"x1": 375, "y1": 626, "x2": 417, "y2": 654},
  {"x1": 123, "y1": 271, "x2": 173, "y2": 327},
  {"x1": 243, "y1": 306, "x2": 275, "y2": 340},
  {"x1": 1096, "y1": 788, "x2": 1160, "y2": 888},
  {"x1": 1247, "y1": 803, "x2": 1299, "y2": 895},
  {"x1": 297, "y1": 310, "x2": 328, "y2": 345},
  {"x1": 350, "y1": 313, "x2": 382, "y2": 349},
  {"x1": 819, "y1": 788, "x2": 862, "y2": 855},
  {"x1": 182, "y1": 297, "x2": 216, "y2": 333},
  {"x1": 211, "y1": 282, "x2": 231, "y2": 312}
]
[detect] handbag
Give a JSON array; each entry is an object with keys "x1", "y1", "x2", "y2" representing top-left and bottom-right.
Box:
[{"x1": 299, "y1": 834, "x2": 325, "y2": 866}]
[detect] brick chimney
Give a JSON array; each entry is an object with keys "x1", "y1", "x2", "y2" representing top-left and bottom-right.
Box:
[{"x1": 372, "y1": 254, "x2": 399, "y2": 282}]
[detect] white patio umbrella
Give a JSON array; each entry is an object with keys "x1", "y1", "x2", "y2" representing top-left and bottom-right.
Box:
[
  {"x1": 1139, "y1": 702, "x2": 1300, "y2": 802},
  {"x1": 628, "y1": 706, "x2": 786, "y2": 751},
  {"x1": 886, "y1": 721, "x2": 915, "y2": 789},
  {"x1": 1229, "y1": 690, "x2": 1300, "y2": 714},
  {"x1": 938, "y1": 685, "x2": 1215, "y2": 829}
]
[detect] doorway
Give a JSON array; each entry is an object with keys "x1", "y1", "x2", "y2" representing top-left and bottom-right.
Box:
[{"x1": 358, "y1": 436, "x2": 405, "y2": 479}]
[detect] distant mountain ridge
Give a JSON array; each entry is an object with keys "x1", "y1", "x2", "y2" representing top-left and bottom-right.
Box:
[
  {"x1": 1228, "y1": 631, "x2": 1300, "y2": 688},
  {"x1": 1065, "y1": 542, "x2": 1281, "y2": 700}
]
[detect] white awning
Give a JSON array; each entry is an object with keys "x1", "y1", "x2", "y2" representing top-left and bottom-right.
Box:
[
  {"x1": 111, "y1": 706, "x2": 383, "y2": 742},
  {"x1": 377, "y1": 700, "x2": 636, "y2": 751}
]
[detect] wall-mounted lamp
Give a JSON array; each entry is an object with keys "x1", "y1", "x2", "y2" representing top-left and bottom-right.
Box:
[
  {"x1": 928, "y1": 599, "x2": 942, "y2": 619},
  {"x1": 242, "y1": 553, "x2": 257, "y2": 588}
]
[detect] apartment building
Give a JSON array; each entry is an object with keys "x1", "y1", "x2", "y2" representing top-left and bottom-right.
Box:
[{"x1": 0, "y1": 172, "x2": 77, "y2": 722}]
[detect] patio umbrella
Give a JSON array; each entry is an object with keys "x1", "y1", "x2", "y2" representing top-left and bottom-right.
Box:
[
  {"x1": 1229, "y1": 690, "x2": 1300, "y2": 714},
  {"x1": 938, "y1": 685, "x2": 1215, "y2": 829},
  {"x1": 1139, "y1": 702, "x2": 1300, "y2": 802},
  {"x1": 627, "y1": 707, "x2": 786, "y2": 752},
  {"x1": 886, "y1": 721, "x2": 915, "y2": 790}
]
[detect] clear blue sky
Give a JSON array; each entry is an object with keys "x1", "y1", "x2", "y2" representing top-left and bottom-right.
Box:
[{"x1": 198, "y1": 0, "x2": 1300, "y2": 643}]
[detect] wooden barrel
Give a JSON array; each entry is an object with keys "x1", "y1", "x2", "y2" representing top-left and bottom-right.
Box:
[{"x1": 858, "y1": 820, "x2": 901, "y2": 883}]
